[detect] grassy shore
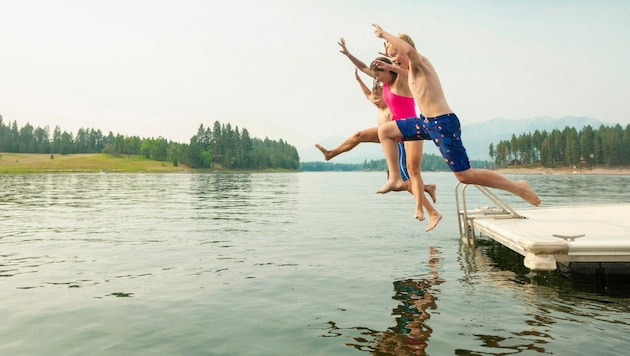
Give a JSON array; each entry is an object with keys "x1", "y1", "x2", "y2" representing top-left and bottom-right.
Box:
[
  {"x1": 2, "y1": 153, "x2": 628, "y2": 174},
  {"x1": 0, "y1": 153, "x2": 192, "y2": 173}
]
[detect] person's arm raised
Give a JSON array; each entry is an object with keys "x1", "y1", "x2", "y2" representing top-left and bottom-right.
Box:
[
  {"x1": 338, "y1": 38, "x2": 373, "y2": 78},
  {"x1": 372, "y1": 24, "x2": 422, "y2": 63},
  {"x1": 354, "y1": 68, "x2": 373, "y2": 101}
]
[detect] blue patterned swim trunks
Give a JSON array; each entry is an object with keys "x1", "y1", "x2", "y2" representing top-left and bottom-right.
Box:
[{"x1": 395, "y1": 113, "x2": 471, "y2": 172}]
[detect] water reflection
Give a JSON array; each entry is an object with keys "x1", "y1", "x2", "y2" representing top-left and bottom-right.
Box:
[
  {"x1": 455, "y1": 238, "x2": 630, "y2": 355},
  {"x1": 191, "y1": 174, "x2": 255, "y2": 225},
  {"x1": 470, "y1": 238, "x2": 630, "y2": 297},
  {"x1": 325, "y1": 247, "x2": 443, "y2": 355},
  {"x1": 191, "y1": 173, "x2": 253, "y2": 200},
  {"x1": 188, "y1": 173, "x2": 300, "y2": 230}
]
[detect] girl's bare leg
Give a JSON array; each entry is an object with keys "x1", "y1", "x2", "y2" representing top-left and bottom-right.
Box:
[
  {"x1": 424, "y1": 184, "x2": 437, "y2": 203},
  {"x1": 316, "y1": 127, "x2": 379, "y2": 161},
  {"x1": 376, "y1": 122, "x2": 406, "y2": 193}
]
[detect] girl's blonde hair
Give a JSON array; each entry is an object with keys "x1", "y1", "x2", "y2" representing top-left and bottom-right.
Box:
[{"x1": 372, "y1": 82, "x2": 383, "y2": 96}]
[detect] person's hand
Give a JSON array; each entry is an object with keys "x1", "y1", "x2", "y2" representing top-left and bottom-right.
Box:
[
  {"x1": 371, "y1": 58, "x2": 391, "y2": 71},
  {"x1": 338, "y1": 38, "x2": 350, "y2": 56},
  {"x1": 372, "y1": 23, "x2": 384, "y2": 38},
  {"x1": 378, "y1": 41, "x2": 389, "y2": 57}
]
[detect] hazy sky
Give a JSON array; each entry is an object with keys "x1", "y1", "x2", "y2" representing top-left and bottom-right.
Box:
[{"x1": 1, "y1": 0, "x2": 629, "y2": 148}]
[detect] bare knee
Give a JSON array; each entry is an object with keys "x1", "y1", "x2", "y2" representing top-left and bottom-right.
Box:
[
  {"x1": 407, "y1": 164, "x2": 421, "y2": 177},
  {"x1": 378, "y1": 121, "x2": 400, "y2": 140},
  {"x1": 454, "y1": 170, "x2": 473, "y2": 184}
]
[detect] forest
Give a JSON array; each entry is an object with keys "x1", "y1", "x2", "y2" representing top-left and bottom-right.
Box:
[
  {"x1": 489, "y1": 124, "x2": 630, "y2": 168},
  {"x1": 0, "y1": 116, "x2": 300, "y2": 170},
  {"x1": 3, "y1": 115, "x2": 629, "y2": 172}
]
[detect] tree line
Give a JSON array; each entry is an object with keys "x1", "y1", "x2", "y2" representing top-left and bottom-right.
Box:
[
  {"x1": 489, "y1": 124, "x2": 630, "y2": 168},
  {"x1": 0, "y1": 115, "x2": 299, "y2": 170}
]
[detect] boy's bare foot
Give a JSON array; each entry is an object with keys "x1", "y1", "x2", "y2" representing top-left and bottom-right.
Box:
[
  {"x1": 315, "y1": 144, "x2": 335, "y2": 161},
  {"x1": 425, "y1": 212, "x2": 443, "y2": 232},
  {"x1": 377, "y1": 180, "x2": 407, "y2": 194},
  {"x1": 425, "y1": 184, "x2": 437, "y2": 203},
  {"x1": 516, "y1": 180, "x2": 541, "y2": 206}
]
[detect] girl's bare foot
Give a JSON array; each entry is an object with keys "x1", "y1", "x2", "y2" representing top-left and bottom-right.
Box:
[
  {"x1": 315, "y1": 144, "x2": 335, "y2": 161},
  {"x1": 516, "y1": 180, "x2": 541, "y2": 206},
  {"x1": 377, "y1": 179, "x2": 406, "y2": 194},
  {"x1": 425, "y1": 212, "x2": 443, "y2": 232},
  {"x1": 425, "y1": 184, "x2": 437, "y2": 203}
]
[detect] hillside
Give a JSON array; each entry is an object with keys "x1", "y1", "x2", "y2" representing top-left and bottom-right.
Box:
[{"x1": 0, "y1": 153, "x2": 191, "y2": 173}]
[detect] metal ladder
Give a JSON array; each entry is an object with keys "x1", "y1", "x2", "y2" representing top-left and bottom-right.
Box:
[{"x1": 455, "y1": 183, "x2": 525, "y2": 245}]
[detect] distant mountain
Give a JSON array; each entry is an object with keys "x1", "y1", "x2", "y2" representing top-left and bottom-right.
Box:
[{"x1": 299, "y1": 116, "x2": 614, "y2": 163}]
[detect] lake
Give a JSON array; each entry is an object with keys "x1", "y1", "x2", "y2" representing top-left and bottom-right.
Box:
[{"x1": 1, "y1": 171, "x2": 629, "y2": 355}]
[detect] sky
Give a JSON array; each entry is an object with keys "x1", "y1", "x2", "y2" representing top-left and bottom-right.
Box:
[{"x1": 1, "y1": 0, "x2": 630, "y2": 149}]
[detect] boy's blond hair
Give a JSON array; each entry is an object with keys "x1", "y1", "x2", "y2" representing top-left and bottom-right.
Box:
[{"x1": 385, "y1": 33, "x2": 416, "y2": 54}]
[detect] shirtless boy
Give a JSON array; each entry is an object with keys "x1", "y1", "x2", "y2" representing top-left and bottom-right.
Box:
[{"x1": 373, "y1": 24, "x2": 541, "y2": 212}]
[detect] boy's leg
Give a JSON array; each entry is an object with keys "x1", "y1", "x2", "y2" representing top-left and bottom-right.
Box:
[
  {"x1": 399, "y1": 139, "x2": 437, "y2": 202},
  {"x1": 422, "y1": 194, "x2": 442, "y2": 232},
  {"x1": 454, "y1": 169, "x2": 541, "y2": 206},
  {"x1": 424, "y1": 113, "x2": 540, "y2": 206},
  {"x1": 404, "y1": 140, "x2": 425, "y2": 221}
]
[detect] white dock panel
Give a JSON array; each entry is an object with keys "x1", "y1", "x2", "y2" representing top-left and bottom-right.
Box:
[{"x1": 472, "y1": 204, "x2": 630, "y2": 271}]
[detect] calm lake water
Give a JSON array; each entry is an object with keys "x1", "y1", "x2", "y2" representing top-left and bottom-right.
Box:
[{"x1": 1, "y1": 171, "x2": 629, "y2": 355}]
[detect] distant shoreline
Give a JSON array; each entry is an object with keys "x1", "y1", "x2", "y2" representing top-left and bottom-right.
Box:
[
  {"x1": 1, "y1": 153, "x2": 628, "y2": 175},
  {"x1": 494, "y1": 166, "x2": 630, "y2": 175}
]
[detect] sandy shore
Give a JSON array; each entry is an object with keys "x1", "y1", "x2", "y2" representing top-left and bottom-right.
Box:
[{"x1": 494, "y1": 166, "x2": 630, "y2": 175}]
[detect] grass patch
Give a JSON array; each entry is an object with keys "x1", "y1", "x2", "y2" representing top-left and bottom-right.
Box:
[{"x1": 0, "y1": 153, "x2": 192, "y2": 173}]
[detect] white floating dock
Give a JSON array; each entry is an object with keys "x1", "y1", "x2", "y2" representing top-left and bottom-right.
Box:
[{"x1": 456, "y1": 184, "x2": 630, "y2": 272}]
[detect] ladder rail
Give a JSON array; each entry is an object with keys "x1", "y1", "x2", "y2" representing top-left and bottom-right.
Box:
[{"x1": 456, "y1": 183, "x2": 525, "y2": 244}]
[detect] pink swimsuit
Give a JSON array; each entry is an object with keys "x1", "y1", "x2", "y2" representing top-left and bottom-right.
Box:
[
  {"x1": 382, "y1": 83, "x2": 416, "y2": 120},
  {"x1": 382, "y1": 84, "x2": 417, "y2": 181}
]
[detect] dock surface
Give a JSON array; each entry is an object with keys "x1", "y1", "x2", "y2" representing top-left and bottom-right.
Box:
[{"x1": 471, "y1": 204, "x2": 630, "y2": 271}]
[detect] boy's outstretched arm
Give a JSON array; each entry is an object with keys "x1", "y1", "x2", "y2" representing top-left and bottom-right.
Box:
[
  {"x1": 338, "y1": 38, "x2": 373, "y2": 77},
  {"x1": 372, "y1": 24, "x2": 421, "y2": 62}
]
